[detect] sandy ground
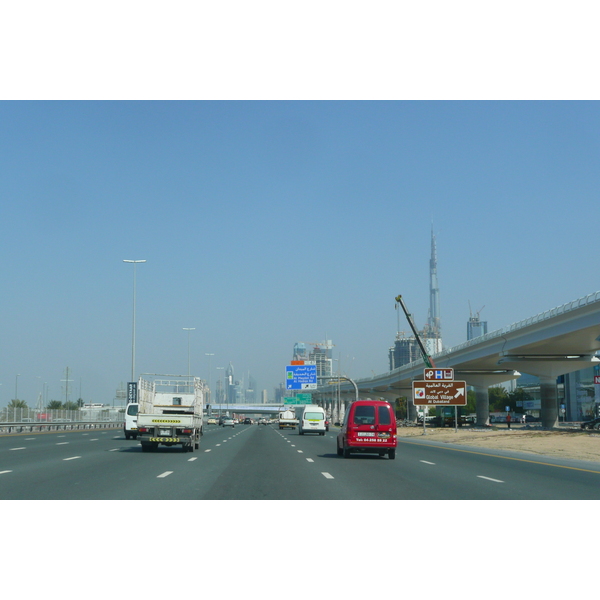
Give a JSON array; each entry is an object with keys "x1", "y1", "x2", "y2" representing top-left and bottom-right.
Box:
[{"x1": 396, "y1": 424, "x2": 600, "y2": 464}]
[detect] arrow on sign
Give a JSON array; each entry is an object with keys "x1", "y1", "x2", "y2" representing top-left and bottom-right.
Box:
[{"x1": 454, "y1": 388, "x2": 465, "y2": 399}]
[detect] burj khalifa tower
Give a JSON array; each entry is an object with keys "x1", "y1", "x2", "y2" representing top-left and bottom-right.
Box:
[{"x1": 425, "y1": 226, "x2": 443, "y2": 354}]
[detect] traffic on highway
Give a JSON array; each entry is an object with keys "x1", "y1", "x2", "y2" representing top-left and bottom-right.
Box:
[{"x1": 2, "y1": 414, "x2": 600, "y2": 500}]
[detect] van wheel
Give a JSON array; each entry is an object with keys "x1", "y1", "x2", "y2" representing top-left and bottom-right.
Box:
[
  {"x1": 337, "y1": 444, "x2": 343, "y2": 456},
  {"x1": 388, "y1": 449, "x2": 396, "y2": 460},
  {"x1": 299, "y1": 429, "x2": 303, "y2": 435},
  {"x1": 343, "y1": 446, "x2": 351, "y2": 458},
  {"x1": 125, "y1": 433, "x2": 130, "y2": 440}
]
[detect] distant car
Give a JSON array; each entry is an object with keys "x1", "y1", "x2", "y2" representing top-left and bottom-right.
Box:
[
  {"x1": 581, "y1": 417, "x2": 600, "y2": 430},
  {"x1": 222, "y1": 417, "x2": 235, "y2": 427},
  {"x1": 244, "y1": 418, "x2": 252, "y2": 425},
  {"x1": 524, "y1": 415, "x2": 539, "y2": 423},
  {"x1": 258, "y1": 418, "x2": 267, "y2": 425},
  {"x1": 207, "y1": 418, "x2": 217, "y2": 425}
]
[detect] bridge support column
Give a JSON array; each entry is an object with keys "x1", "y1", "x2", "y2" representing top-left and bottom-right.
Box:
[
  {"x1": 474, "y1": 385, "x2": 490, "y2": 428},
  {"x1": 540, "y1": 375, "x2": 559, "y2": 429},
  {"x1": 407, "y1": 397, "x2": 418, "y2": 422}
]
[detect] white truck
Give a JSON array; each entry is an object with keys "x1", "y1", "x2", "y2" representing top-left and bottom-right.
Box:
[
  {"x1": 136, "y1": 374, "x2": 206, "y2": 452},
  {"x1": 278, "y1": 408, "x2": 298, "y2": 429}
]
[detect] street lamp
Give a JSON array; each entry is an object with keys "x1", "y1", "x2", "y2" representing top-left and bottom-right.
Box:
[
  {"x1": 123, "y1": 259, "x2": 146, "y2": 383},
  {"x1": 183, "y1": 328, "x2": 196, "y2": 377},
  {"x1": 216, "y1": 367, "x2": 224, "y2": 417},
  {"x1": 205, "y1": 353, "x2": 214, "y2": 403}
]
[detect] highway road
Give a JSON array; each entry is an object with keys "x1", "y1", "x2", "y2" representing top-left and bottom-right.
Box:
[{"x1": 2, "y1": 423, "x2": 600, "y2": 499}]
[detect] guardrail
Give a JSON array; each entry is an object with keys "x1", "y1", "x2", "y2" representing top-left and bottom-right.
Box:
[{"x1": 0, "y1": 421, "x2": 124, "y2": 435}]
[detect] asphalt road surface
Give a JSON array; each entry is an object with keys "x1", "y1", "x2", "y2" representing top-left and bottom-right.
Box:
[{"x1": 2, "y1": 423, "x2": 600, "y2": 499}]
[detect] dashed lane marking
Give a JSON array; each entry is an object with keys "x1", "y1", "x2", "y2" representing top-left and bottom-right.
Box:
[
  {"x1": 188, "y1": 457, "x2": 198, "y2": 462},
  {"x1": 297, "y1": 450, "x2": 303, "y2": 453},
  {"x1": 420, "y1": 460, "x2": 435, "y2": 465},
  {"x1": 477, "y1": 476, "x2": 504, "y2": 483},
  {"x1": 322, "y1": 472, "x2": 334, "y2": 479},
  {"x1": 56, "y1": 442, "x2": 69, "y2": 445},
  {"x1": 63, "y1": 456, "x2": 81, "y2": 461},
  {"x1": 10, "y1": 447, "x2": 26, "y2": 451},
  {"x1": 157, "y1": 471, "x2": 173, "y2": 478},
  {"x1": 204, "y1": 449, "x2": 212, "y2": 452},
  {"x1": 306, "y1": 458, "x2": 314, "y2": 463},
  {"x1": 0, "y1": 471, "x2": 13, "y2": 475}
]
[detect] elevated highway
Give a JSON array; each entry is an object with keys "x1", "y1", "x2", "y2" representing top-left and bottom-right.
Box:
[{"x1": 314, "y1": 291, "x2": 600, "y2": 428}]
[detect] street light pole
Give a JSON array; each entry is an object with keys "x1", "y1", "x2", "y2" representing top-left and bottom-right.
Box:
[
  {"x1": 123, "y1": 260, "x2": 146, "y2": 383},
  {"x1": 205, "y1": 353, "x2": 214, "y2": 404},
  {"x1": 183, "y1": 328, "x2": 196, "y2": 378}
]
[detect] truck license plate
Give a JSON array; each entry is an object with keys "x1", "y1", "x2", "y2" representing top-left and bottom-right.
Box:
[{"x1": 160, "y1": 429, "x2": 171, "y2": 436}]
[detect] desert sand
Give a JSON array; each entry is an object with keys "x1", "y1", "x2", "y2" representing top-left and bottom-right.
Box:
[{"x1": 397, "y1": 424, "x2": 600, "y2": 464}]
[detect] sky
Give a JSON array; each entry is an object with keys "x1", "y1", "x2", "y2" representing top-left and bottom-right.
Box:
[
  {"x1": 3, "y1": 0, "x2": 597, "y2": 586},
  {"x1": 2, "y1": 100, "x2": 600, "y2": 408}
]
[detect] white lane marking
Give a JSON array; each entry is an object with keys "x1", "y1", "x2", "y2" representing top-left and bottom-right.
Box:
[
  {"x1": 63, "y1": 456, "x2": 81, "y2": 461},
  {"x1": 478, "y1": 476, "x2": 504, "y2": 483},
  {"x1": 56, "y1": 442, "x2": 69, "y2": 445},
  {"x1": 204, "y1": 449, "x2": 212, "y2": 452},
  {"x1": 188, "y1": 457, "x2": 198, "y2": 462},
  {"x1": 58, "y1": 435, "x2": 66, "y2": 438},
  {"x1": 322, "y1": 472, "x2": 334, "y2": 479},
  {"x1": 90, "y1": 439, "x2": 99, "y2": 441},
  {"x1": 82, "y1": 433, "x2": 89, "y2": 436},
  {"x1": 216, "y1": 444, "x2": 221, "y2": 447},
  {"x1": 297, "y1": 450, "x2": 303, "y2": 453},
  {"x1": 109, "y1": 448, "x2": 120, "y2": 452},
  {"x1": 0, "y1": 470, "x2": 13, "y2": 475},
  {"x1": 157, "y1": 471, "x2": 173, "y2": 478},
  {"x1": 10, "y1": 447, "x2": 26, "y2": 451},
  {"x1": 25, "y1": 438, "x2": 35, "y2": 440},
  {"x1": 420, "y1": 460, "x2": 435, "y2": 465},
  {"x1": 306, "y1": 458, "x2": 314, "y2": 463}
]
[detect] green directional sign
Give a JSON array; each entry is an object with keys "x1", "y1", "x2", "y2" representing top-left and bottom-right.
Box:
[{"x1": 296, "y1": 393, "x2": 312, "y2": 403}]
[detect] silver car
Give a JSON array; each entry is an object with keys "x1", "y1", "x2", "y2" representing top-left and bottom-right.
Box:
[{"x1": 222, "y1": 417, "x2": 235, "y2": 427}]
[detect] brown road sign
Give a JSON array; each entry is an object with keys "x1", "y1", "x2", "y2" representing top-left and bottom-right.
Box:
[{"x1": 412, "y1": 380, "x2": 467, "y2": 406}]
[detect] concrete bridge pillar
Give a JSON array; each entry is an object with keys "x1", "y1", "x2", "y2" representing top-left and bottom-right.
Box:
[
  {"x1": 474, "y1": 385, "x2": 490, "y2": 428},
  {"x1": 540, "y1": 375, "x2": 559, "y2": 429}
]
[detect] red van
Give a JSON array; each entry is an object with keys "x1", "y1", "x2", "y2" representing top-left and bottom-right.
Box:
[{"x1": 337, "y1": 400, "x2": 397, "y2": 459}]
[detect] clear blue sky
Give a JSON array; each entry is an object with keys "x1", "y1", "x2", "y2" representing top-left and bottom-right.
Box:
[{"x1": 2, "y1": 100, "x2": 600, "y2": 407}]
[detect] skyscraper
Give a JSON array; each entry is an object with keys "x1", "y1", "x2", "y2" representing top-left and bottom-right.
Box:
[
  {"x1": 467, "y1": 307, "x2": 488, "y2": 340},
  {"x1": 422, "y1": 227, "x2": 442, "y2": 354}
]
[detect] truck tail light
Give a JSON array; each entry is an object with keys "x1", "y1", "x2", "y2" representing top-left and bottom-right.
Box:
[
  {"x1": 139, "y1": 427, "x2": 148, "y2": 433},
  {"x1": 181, "y1": 429, "x2": 192, "y2": 434}
]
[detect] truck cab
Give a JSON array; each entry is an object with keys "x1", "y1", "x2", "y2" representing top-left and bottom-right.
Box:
[{"x1": 124, "y1": 402, "x2": 139, "y2": 440}]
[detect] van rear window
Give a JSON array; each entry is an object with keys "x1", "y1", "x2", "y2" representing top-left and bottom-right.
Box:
[
  {"x1": 304, "y1": 412, "x2": 323, "y2": 420},
  {"x1": 126, "y1": 404, "x2": 138, "y2": 416},
  {"x1": 378, "y1": 405, "x2": 392, "y2": 424},
  {"x1": 353, "y1": 405, "x2": 375, "y2": 425}
]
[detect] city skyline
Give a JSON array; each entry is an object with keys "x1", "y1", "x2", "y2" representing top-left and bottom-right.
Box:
[{"x1": 3, "y1": 101, "x2": 600, "y2": 409}]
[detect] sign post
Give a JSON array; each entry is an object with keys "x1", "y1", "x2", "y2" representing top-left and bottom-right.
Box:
[
  {"x1": 286, "y1": 361, "x2": 317, "y2": 390},
  {"x1": 413, "y1": 369, "x2": 467, "y2": 434}
]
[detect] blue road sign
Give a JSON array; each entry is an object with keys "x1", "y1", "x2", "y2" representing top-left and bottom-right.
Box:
[{"x1": 286, "y1": 364, "x2": 318, "y2": 390}]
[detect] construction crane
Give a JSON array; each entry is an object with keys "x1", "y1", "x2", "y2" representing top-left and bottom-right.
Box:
[{"x1": 394, "y1": 295, "x2": 436, "y2": 368}]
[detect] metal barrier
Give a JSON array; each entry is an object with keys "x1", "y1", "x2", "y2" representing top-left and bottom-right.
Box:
[{"x1": 0, "y1": 421, "x2": 124, "y2": 435}]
